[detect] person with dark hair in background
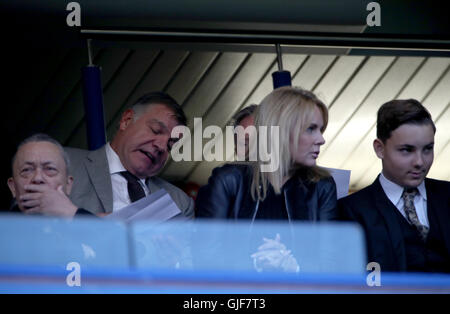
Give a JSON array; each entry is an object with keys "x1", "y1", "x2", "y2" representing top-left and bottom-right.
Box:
[
  {"x1": 231, "y1": 104, "x2": 257, "y2": 161},
  {"x1": 7, "y1": 133, "x2": 89, "y2": 217},
  {"x1": 196, "y1": 87, "x2": 337, "y2": 221},
  {"x1": 66, "y1": 92, "x2": 194, "y2": 218},
  {"x1": 338, "y1": 99, "x2": 450, "y2": 273},
  {"x1": 195, "y1": 103, "x2": 257, "y2": 219}
]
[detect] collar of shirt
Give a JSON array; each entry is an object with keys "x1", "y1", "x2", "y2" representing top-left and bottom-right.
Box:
[
  {"x1": 379, "y1": 172, "x2": 427, "y2": 206},
  {"x1": 379, "y1": 172, "x2": 429, "y2": 228},
  {"x1": 105, "y1": 142, "x2": 148, "y2": 188},
  {"x1": 105, "y1": 143, "x2": 150, "y2": 212},
  {"x1": 105, "y1": 142, "x2": 126, "y2": 175}
]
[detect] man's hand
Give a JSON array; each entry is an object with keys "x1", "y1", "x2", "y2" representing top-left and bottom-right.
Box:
[{"x1": 19, "y1": 184, "x2": 78, "y2": 218}]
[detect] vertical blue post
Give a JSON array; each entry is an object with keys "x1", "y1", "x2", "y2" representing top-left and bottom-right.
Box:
[
  {"x1": 82, "y1": 65, "x2": 106, "y2": 150},
  {"x1": 272, "y1": 44, "x2": 292, "y2": 89},
  {"x1": 272, "y1": 70, "x2": 292, "y2": 89}
]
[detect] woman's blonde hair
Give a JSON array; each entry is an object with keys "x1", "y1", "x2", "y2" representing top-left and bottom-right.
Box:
[{"x1": 251, "y1": 86, "x2": 330, "y2": 201}]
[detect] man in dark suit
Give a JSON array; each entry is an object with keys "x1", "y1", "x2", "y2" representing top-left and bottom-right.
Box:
[
  {"x1": 338, "y1": 99, "x2": 450, "y2": 273},
  {"x1": 66, "y1": 92, "x2": 194, "y2": 219}
]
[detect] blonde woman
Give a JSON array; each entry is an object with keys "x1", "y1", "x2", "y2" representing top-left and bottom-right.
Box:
[{"x1": 196, "y1": 86, "x2": 337, "y2": 222}]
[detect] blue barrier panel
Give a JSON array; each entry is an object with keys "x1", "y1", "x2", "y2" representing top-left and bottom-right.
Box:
[
  {"x1": 130, "y1": 220, "x2": 367, "y2": 275},
  {"x1": 0, "y1": 214, "x2": 130, "y2": 269},
  {"x1": 1, "y1": 265, "x2": 450, "y2": 294},
  {"x1": 1, "y1": 216, "x2": 450, "y2": 294}
]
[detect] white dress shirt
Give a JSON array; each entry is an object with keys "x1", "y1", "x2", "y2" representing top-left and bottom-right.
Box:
[
  {"x1": 105, "y1": 143, "x2": 150, "y2": 212},
  {"x1": 378, "y1": 172, "x2": 429, "y2": 228}
]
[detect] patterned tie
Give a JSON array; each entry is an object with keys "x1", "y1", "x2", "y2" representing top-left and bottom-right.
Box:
[
  {"x1": 401, "y1": 188, "x2": 429, "y2": 241},
  {"x1": 120, "y1": 171, "x2": 146, "y2": 203}
]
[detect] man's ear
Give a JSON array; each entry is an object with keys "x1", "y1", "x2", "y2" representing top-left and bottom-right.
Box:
[
  {"x1": 373, "y1": 138, "x2": 385, "y2": 159},
  {"x1": 119, "y1": 109, "x2": 135, "y2": 131},
  {"x1": 7, "y1": 177, "x2": 16, "y2": 198}
]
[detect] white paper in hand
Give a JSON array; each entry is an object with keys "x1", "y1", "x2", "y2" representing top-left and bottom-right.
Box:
[
  {"x1": 322, "y1": 167, "x2": 351, "y2": 199},
  {"x1": 106, "y1": 189, "x2": 181, "y2": 223}
]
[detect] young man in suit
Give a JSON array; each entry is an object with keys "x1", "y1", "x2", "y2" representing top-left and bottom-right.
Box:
[
  {"x1": 66, "y1": 92, "x2": 194, "y2": 218},
  {"x1": 338, "y1": 99, "x2": 450, "y2": 273}
]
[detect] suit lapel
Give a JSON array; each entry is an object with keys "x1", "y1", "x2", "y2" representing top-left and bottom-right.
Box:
[
  {"x1": 370, "y1": 177, "x2": 407, "y2": 270},
  {"x1": 425, "y1": 179, "x2": 450, "y2": 253},
  {"x1": 146, "y1": 177, "x2": 162, "y2": 194},
  {"x1": 84, "y1": 147, "x2": 113, "y2": 213}
]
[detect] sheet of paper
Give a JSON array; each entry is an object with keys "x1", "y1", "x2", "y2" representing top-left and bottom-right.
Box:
[
  {"x1": 106, "y1": 189, "x2": 181, "y2": 223},
  {"x1": 322, "y1": 167, "x2": 351, "y2": 199}
]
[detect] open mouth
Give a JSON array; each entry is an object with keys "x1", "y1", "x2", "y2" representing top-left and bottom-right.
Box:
[{"x1": 140, "y1": 149, "x2": 156, "y2": 164}]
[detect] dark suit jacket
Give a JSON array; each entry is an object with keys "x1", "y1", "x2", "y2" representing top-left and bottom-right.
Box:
[
  {"x1": 196, "y1": 164, "x2": 338, "y2": 222},
  {"x1": 65, "y1": 146, "x2": 194, "y2": 218},
  {"x1": 338, "y1": 176, "x2": 450, "y2": 271}
]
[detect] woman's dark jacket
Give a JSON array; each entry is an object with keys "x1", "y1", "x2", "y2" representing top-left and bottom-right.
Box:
[{"x1": 196, "y1": 164, "x2": 338, "y2": 222}]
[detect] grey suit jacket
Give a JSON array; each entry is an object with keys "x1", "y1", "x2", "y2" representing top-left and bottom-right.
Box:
[{"x1": 65, "y1": 146, "x2": 194, "y2": 219}]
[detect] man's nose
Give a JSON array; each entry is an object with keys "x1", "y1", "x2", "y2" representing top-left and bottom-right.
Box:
[
  {"x1": 31, "y1": 168, "x2": 45, "y2": 184},
  {"x1": 154, "y1": 135, "x2": 169, "y2": 153},
  {"x1": 414, "y1": 152, "x2": 424, "y2": 167}
]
